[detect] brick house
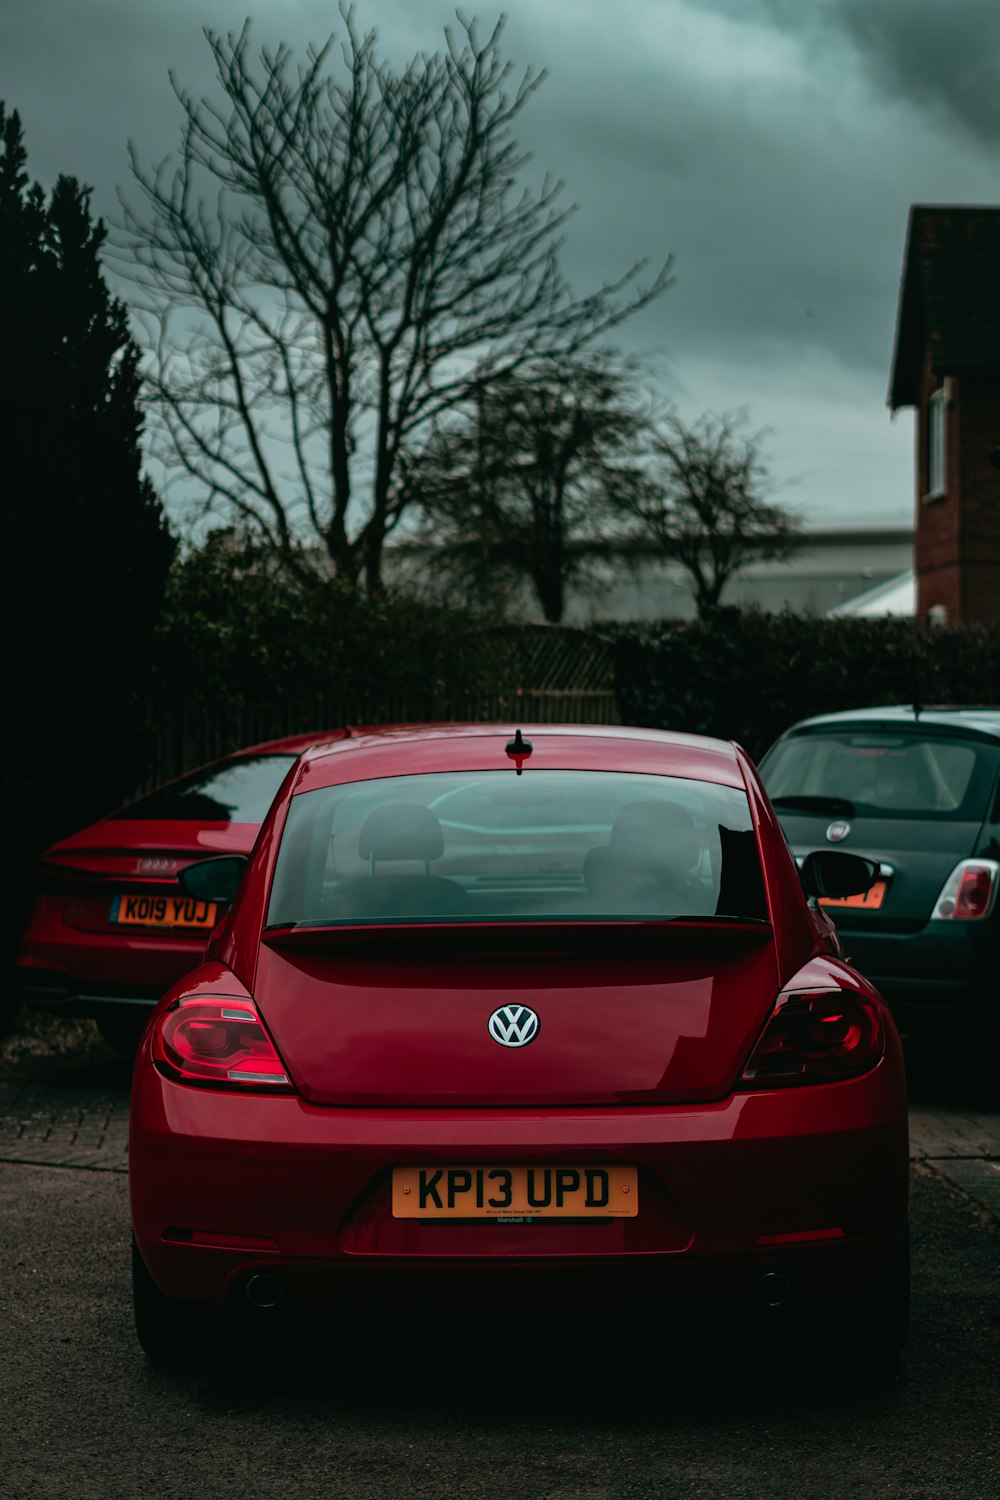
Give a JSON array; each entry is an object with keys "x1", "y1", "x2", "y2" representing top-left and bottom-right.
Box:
[{"x1": 888, "y1": 205, "x2": 1000, "y2": 625}]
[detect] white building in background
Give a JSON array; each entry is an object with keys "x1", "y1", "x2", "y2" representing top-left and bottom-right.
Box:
[
  {"x1": 560, "y1": 525, "x2": 914, "y2": 624},
  {"x1": 385, "y1": 523, "x2": 915, "y2": 624},
  {"x1": 827, "y1": 570, "x2": 915, "y2": 618}
]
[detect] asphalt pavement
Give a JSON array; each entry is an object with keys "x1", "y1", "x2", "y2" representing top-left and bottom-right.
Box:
[{"x1": 0, "y1": 1017, "x2": 997, "y2": 1500}]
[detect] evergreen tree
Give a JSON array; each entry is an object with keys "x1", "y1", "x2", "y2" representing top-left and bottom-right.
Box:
[{"x1": 0, "y1": 104, "x2": 175, "y2": 1028}]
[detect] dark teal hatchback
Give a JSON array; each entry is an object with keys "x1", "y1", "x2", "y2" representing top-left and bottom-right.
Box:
[{"x1": 759, "y1": 706, "x2": 1000, "y2": 1037}]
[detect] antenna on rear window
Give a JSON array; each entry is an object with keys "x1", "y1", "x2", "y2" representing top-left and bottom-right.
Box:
[{"x1": 505, "y1": 729, "x2": 533, "y2": 775}]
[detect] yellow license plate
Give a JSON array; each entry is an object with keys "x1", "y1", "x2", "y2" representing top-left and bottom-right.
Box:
[
  {"x1": 820, "y1": 880, "x2": 887, "y2": 911},
  {"x1": 392, "y1": 1164, "x2": 638, "y2": 1219},
  {"x1": 110, "y1": 893, "x2": 219, "y2": 929}
]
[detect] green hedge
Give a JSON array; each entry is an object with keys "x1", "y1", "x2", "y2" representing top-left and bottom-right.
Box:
[
  {"x1": 154, "y1": 545, "x2": 493, "y2": 715},
  {"x1": 613, "y1": 609, "x2": 1000, "y2": 761},
  {"x1": 146, "y1": 551, "x2": 1000, "y2": 782},
  {"x1": 134, "y1": 542, "x2": 510, "y2": 784}
]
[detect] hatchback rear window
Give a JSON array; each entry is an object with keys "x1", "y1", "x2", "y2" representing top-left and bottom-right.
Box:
[
  {"x1": 762, "y1": 732, "x2": 997, "y2": 821},
  {"x1": 267, "y1": 770, "x2": 768, "y2": 926},
  {"x1": 111, "y1": 755, "x2": 297, "y2": 823}
]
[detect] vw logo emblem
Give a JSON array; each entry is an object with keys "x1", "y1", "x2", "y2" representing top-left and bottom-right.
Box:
[
  {"x1": 487, "y1": 1005, "x2": 540, "y2": 1048},
  {"x1": 826, "y1": 820, "x2": 851, "y2": 843}
]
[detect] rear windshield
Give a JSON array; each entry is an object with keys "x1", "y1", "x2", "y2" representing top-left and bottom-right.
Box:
[
  {"x1": 266, "y1": 770, "x2": 767, "y2": 926},
  {"x1": 111, "y1": 755, "x2": 297, "y2": 823},
  {"x1": 761, "y1": 731, "x2": 998, "y2": 822}
]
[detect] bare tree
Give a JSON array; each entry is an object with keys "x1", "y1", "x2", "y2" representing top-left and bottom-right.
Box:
[
  {"x1": 405, "y1": 354, "x2": 650, "y2": 622},
  {"x1": 116, "y1": 8, "x2": 672, "y2": 594},
  {"x1": 626, "y1": 410, "x2": 801, "y2": 616}
]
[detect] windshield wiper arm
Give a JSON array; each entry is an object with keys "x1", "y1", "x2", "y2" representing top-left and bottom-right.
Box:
[{"x1": 770, "y1": 794, "x2": 855, "y2": 817}]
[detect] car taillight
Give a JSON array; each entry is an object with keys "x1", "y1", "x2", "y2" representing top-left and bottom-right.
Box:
[
  {"x1": 739, "y1": 989, "x2": 883, "y2": 1088},
  {"x1": 930, "y1": 860, "x2": 999, "y2": 921},
  {"x1": 152, "y1": 997, "x2": 294, "y2": 1091}
]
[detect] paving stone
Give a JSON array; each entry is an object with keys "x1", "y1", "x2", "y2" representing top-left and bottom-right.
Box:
[
  {"x1": 909, "y1": 1106, "x2": 1000, "y2": 1163},
  {"x1": 927, "y1": 1158, "x2": 1000, "y2": 1227}
]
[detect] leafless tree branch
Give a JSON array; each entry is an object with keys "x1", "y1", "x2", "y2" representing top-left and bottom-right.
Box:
[
  {"x1": 622, "y1": 409, "x2": 801, "y2": 616},
  {"x1": 113, "y1": 6, "x2": 672, "y2": 591},
  {"x1": 404, "y1": 352, "x2": 653, "y2": 621}
]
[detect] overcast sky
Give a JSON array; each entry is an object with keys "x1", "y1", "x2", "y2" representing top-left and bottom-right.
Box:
[{"x1": 3, "y1": 0, "x2": 999, "y2": 534}]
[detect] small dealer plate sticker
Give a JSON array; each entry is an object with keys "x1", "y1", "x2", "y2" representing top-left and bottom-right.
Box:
[
  {"x1": 392, "y1": 1164, "x2": 638, "y2": 1219},
  {"x1": 820, "y1": 880, "x2": 887, "y2": 911}
]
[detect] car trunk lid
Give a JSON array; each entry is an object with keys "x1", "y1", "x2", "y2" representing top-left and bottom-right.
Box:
[
  {"x1": 39, "y1": 820, "x2": 255, "y2": 935},
  {"x1": 253, "y1": 921, "x2": 778, "y2": 1106},
  {"x1": 776, "y1": 810, "x2": 984, "y2": 927}
]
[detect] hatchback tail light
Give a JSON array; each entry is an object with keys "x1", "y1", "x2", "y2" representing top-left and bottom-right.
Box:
[
  {"x1": 930, "y1": 859, "x2": 999, "y2": 921},
  {"x1": 739, "y1": 989, "x2": 883, "y2": 1088},
  {"x1": 152, "y1": 997, "x2": 294, "y2": 1091}
]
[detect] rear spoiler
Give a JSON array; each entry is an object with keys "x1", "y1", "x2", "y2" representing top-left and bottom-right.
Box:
[{"x1": 261, "y1": 917, "x2": 773, "y2": 953}]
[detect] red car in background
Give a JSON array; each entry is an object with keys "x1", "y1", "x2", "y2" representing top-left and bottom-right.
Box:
[
  {"x1": 15, "y1": 729, "x2": 348, "y2": 1055},
  {"x1": 129, "y1": 722, "x2": 910, "y2": 1367}
]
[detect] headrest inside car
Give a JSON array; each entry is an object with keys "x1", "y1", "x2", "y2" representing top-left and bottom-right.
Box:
[
  {"x1": 609, "y1": 801, "x2": 700, "y2": 863},
  {"x1": 358, "y1": 803, "x2": 445, "y2": 865}
]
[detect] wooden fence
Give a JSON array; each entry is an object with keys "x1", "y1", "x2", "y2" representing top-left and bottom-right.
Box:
[{"x1": 136, "y1": 624, "x2": 621, "y2": 790}]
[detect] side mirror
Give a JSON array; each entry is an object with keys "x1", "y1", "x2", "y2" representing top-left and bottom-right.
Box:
[
  {"x1": 800, "y1": 850, "x2": 878, "y2": 901},
  {"x1": 178, "y1": 855, "x2": 248, "y2": 906}
]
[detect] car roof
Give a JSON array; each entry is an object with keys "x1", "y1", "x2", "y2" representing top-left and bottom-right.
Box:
[
  {"x1": 227, "y1": 722, "x2": 448, "y2": 759},
  {"x1": 775, "y1": 705, "x2": 1000, "y2": 742},
  {"x1": 289, "y1": 722, "x2": 750, "y2": 792},
  {"x1": 226, "y1": 728, "x2": 350, "y2": 757}
]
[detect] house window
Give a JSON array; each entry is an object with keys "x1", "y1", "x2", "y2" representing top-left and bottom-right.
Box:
[{"x1": 926, "y1": 386, "x2": 945, "y2": 498}]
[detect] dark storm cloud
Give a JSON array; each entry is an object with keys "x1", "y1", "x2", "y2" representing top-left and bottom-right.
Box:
[
  {"x1": 1, "y1": 1, "x2": 988, "y2": 385},
  {"x1": 504, "y1": 5, "x2": 922, "y2": 383},
  {"x1": 3, "y1": 0, "x2": 997, "y2": 524},
  {"x1": 524, "y1": 61, "x2": 899, "y2": 377},
  {"x1": 832, "y1": 0, "x2": 1000, "y2": 146},
  {"x1": 720, "y1": 0, "x2": 1000, "y2": 146}
]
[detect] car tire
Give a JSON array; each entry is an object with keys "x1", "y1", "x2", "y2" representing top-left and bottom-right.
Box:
[
  {"x1": 132, "y1": 1237, "x2": 214, "y2": 1366},
  {"x1": 0, "y1": 989, "x2": 21, "y2": 1042},
  {"x1": 858, "y1": 1225, "x2": 910, "y2": 1371},
  {"x1": 770, "y1": 1229, "x2": 910, "y2": 1375}
]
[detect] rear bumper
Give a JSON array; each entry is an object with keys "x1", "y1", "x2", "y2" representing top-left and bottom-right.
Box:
[
  {"x1": 154, "y1": 1242, "x2": 902, "y2": 1319},
  {"x1": 130, "y1": 1036, "x2": 910, "y2": 1313},
  {"x1": 17, "y1": 907, "x2": 208, "y2": 1020},
  {"x1": 15, "y1": 965, "x2": 163, "y2": 1019}
]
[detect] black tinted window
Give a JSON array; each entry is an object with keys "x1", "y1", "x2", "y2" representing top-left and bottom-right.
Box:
[
  {"x1": 112, "y1": 755, "x2": 296, "y2": 823},
  {"x1": 267, "y1": 769, "x2": 768, "y2": 926},
  {"x1": 762, "y1": 732, "x2": 998, "y2": 821}
]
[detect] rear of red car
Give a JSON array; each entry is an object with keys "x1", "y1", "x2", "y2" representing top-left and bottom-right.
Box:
[
  {"x1": 16, "y1": 735, "x2": 336, "y2": 1052},
  {"x1": 128, "y1": 726, "x2": 909, "y2": 1360}
]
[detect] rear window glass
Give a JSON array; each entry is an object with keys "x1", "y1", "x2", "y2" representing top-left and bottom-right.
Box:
[
  {"x1": 267, "y1": 770, "x2": 767, "y2": 926},
  {"x1": 111, "y1": 755, "x2": 297, "y2": 823},
  {"x1": 761, "y1": 732, "x2": 997, "y2": 821}
]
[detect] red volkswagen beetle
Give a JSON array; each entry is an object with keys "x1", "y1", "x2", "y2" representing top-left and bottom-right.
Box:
[{"x1": 129, "y1": 723, "x2": 910, "y2": 1364}]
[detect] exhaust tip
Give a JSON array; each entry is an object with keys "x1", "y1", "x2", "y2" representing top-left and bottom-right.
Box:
[
  {"x1": 754, "y1": 1270, "x2": 795, "y2": 1309},
  {"x1": 244, "y1": 1273, "x2": 285, "y2": 1311}
]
